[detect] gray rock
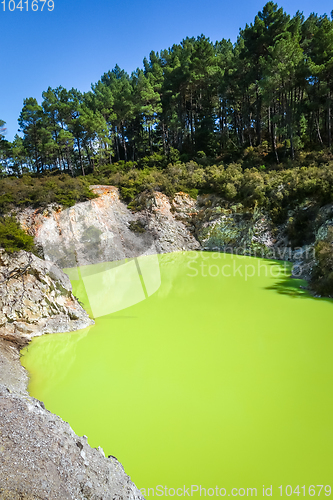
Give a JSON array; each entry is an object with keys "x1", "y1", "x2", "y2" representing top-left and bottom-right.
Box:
[
  {"x1": 0, "y1": 249, "x2": 94, "y2": 344},
  {"x1": 0, "y1": 384, "x2": 144, "y2": 500},
  {"x1": 0, "y1": 338, "x2": 28, "y2": 395},
  {"x1": 17, "y1": 186, "x2": 199, "y2": 270}
]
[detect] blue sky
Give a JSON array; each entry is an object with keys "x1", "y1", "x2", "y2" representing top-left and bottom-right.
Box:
[{"x1": 1, "y1": 0, "x2": 332, "y2": 140}]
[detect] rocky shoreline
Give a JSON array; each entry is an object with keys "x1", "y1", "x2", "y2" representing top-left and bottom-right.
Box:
[
  {"x1": 0, "y1": 381, "x2": 145, "y2": 500},
  {"x1": 1, "y1": 185, "x2": 332, "y2": 498},
  {"x1": 0, "y1": 249, "x2": 144, "y2": 500}
]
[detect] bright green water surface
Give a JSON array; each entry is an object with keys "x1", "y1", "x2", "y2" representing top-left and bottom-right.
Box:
[{"x1": 21, "y1": 252, "x2": 333, "y2": 496}]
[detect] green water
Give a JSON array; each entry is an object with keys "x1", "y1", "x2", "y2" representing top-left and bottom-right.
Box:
[{"x1": 22, "y1": 252, "x2": 333, "y2": 497}]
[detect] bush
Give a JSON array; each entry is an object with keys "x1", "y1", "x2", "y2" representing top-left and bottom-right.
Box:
[
  {"x1": 2, "y1": 155, "x2": 333, "y2": 225},
  {"x1": 128, "y1": 220, "x2": 146, "y2": 233},
  {"x1": 84, "y1": 158, "x2": 333, "y2": 212},
  {"x1": 0, "y1": 216, "x2": 35, "y2": 253},
  {"x1": 0, "y1": 174, "x2": 96, "y2": 213}
]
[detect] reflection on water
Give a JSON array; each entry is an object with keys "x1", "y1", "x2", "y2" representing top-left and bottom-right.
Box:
[
  {"x1": 64, "y1": 253, "x2": 161, "y2": 318},
  {"x1": 22, "y1": 252, "x2": 333, "y2": 497}
]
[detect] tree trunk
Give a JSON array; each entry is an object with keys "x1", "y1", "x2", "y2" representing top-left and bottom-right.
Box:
[
  {"x1": 256, "y1": 87, "x2": 261, "y2": 146},
  {"x1": 270, "y1": 106, "x2": 279, "y2": 163},
  {"x1": 115, "y1": 129, "x2": 120, "y2": 161},
  {"x1": 288, "y1": 91, "x2": 294, "y2": 160},
  {"x1": 77, "y1": 139, "x2": 85, "y2": 176},
  {"x1": 162, "y1": 122, "x2": 166, "y2": 156},
  {"x1": 85, "y1": 145, "x2": 93, "y2": 172},
  {"x1": 328, "y1": 89, "x2": 331, "y2": 149},
  {"x1": 219, "y1": 100, "x2": 223, "y2": 151},
  {"x1": 149, "y1": 126, "x2": 152, "y2": 154},
  {"x1": 66, "y1": 149, "x2": 74, "y2": 177},
  {"x1": 315, "y1": 112, "x2": 324, "y2": 147},
  {"x1": 190, "y1": 90, "x2": 194, "y2": 151},
  {"x1": 122, "y1": 125, "x2": 128, "y2": 162}
]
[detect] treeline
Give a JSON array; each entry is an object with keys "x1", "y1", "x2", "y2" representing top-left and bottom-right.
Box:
[{"x1": 0, "y1": 2, "x2": 333, "y2": 176}]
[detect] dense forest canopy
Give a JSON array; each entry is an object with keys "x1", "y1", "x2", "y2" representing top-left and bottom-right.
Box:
[{"x1": 1, "y1": 1, "x2": 333, "y2": 176}]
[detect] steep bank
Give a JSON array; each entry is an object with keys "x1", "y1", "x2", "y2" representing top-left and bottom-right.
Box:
[{"x1": 0, "y1": 249, "x2": 144, "y2": 500}]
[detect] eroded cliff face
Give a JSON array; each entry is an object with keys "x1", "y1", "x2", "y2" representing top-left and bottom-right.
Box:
[
  {"x1": 0, "y1": 249, "x2": 93, "y2": 345},
  {"x1": 192, "y1": 196, "x2": 333, "y2": 256},
  {"x1": 17, "y1": 186, "x2": 200, "y2": 270}
]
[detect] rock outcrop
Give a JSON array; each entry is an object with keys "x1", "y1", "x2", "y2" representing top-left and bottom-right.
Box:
[
  {"x1": 0, "y1": 338, "x2": 28, "y2": 395},
  {"x1": 0, "y1": 249, "x2": 94, "y2": 345},
  {"x1": 17, "y1": 186, "x2": 199, "y2": 270}
]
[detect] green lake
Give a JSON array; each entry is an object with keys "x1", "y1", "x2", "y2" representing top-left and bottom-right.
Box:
[{"x1": 21, "y1": 252, "x2": 333, "y2": 497}]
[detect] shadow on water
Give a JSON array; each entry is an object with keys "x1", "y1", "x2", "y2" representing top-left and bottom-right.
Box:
[{"x1": 264, "y1": 261, "x2": 333, "y2": 304}]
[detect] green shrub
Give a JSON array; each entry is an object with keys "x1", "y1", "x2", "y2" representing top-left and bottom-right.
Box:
[
  {"x1": 0, "y1": 174, "x2": 96, "y2": 213},
  {"x1": 0, "y1": 216, "x2": 35, "y2": 253},
  {"x1": 128, "y1": 220, "x2": 146, "y2": 233},
  {"x1": 140, "y1": 153, "x2": 166, "y2": 169},
  {"x1": 92, "y1": 159, "x2": 333, "y2": 212}
]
